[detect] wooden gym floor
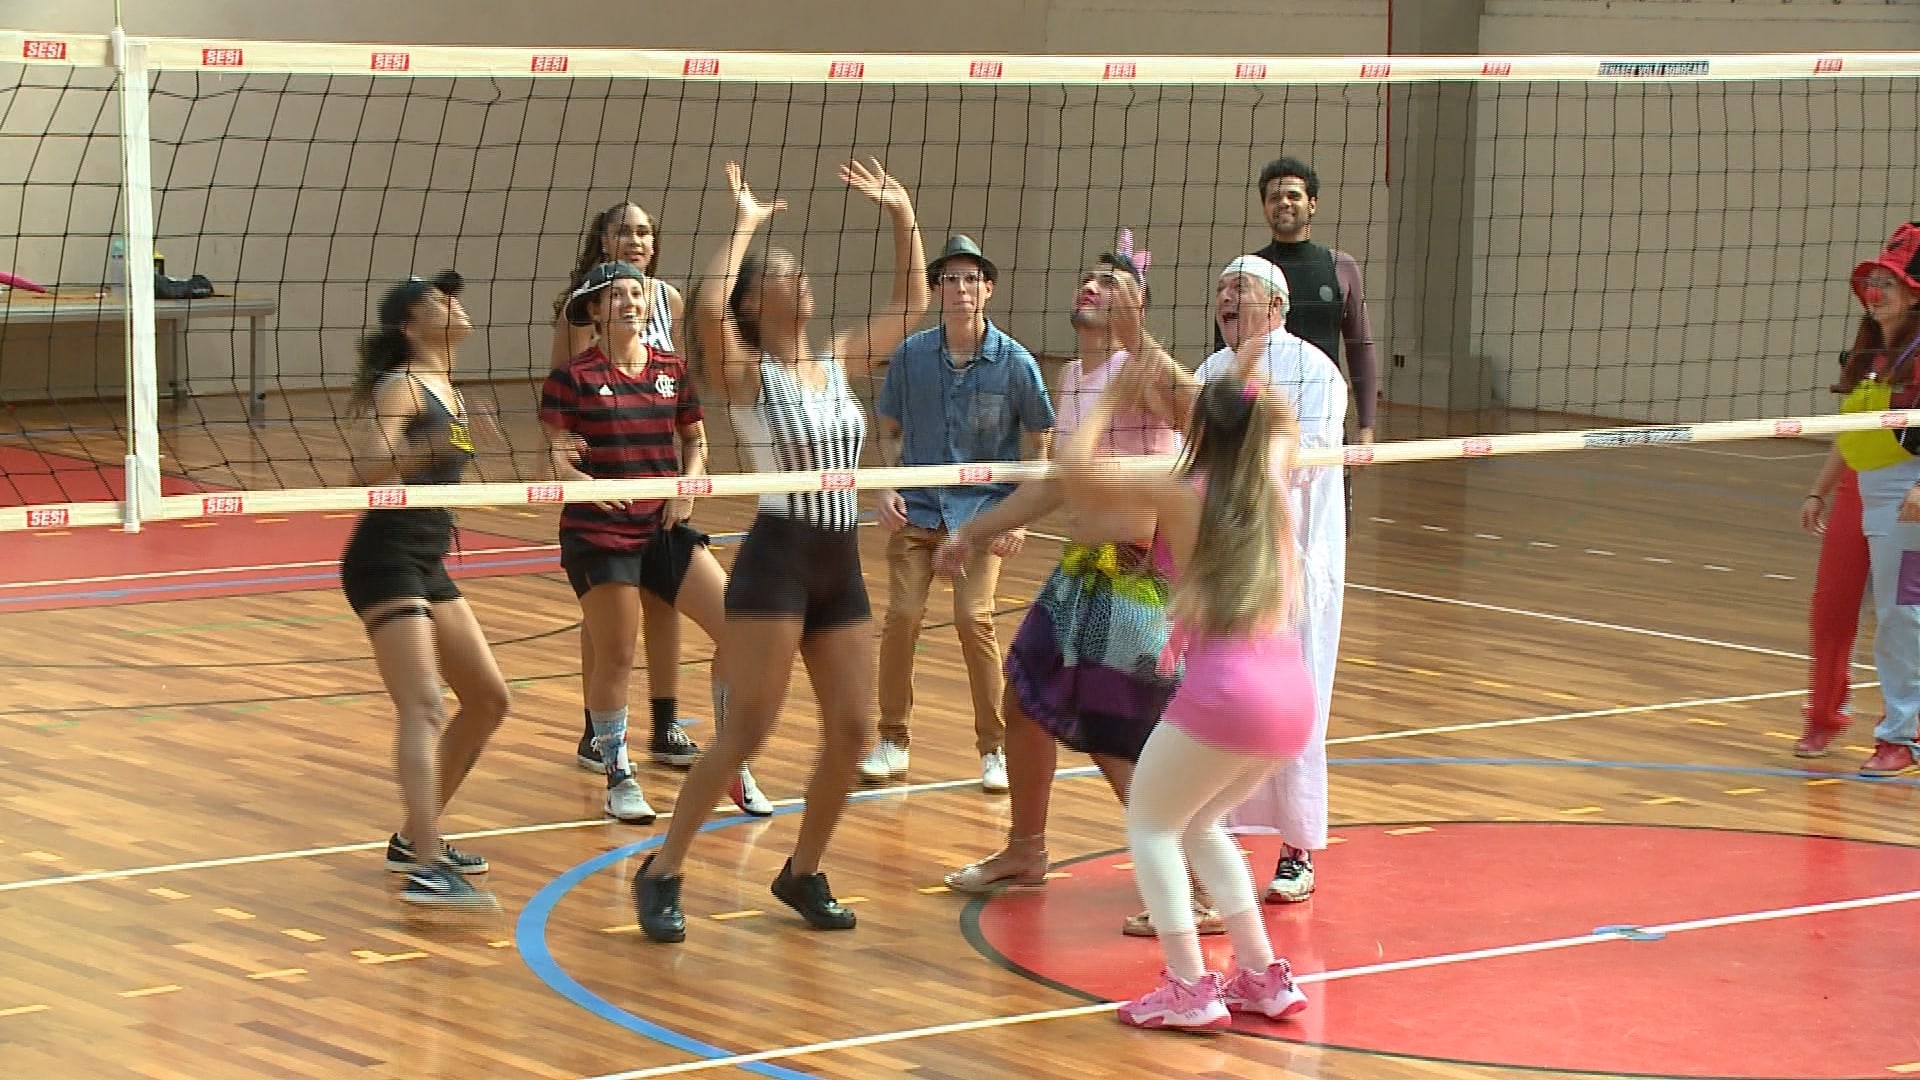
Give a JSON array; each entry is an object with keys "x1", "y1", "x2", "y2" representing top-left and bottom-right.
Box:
[{"x1": 2, "y1": 394, "x2": 1916, "y2": 1079}]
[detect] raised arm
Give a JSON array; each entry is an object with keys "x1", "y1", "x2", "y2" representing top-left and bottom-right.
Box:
[
  {"x1": 695, "y1": 162, "x2": 786, "y2": 406},
  {"x1": 1102, "y1": 274, "x2": 1198, "y2": 430},
  {"x1": 832, "y1": 158, "x2": 930, "y2": 389}
]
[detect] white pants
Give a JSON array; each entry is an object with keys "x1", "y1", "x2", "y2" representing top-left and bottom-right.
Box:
[{"x1": 1127, "y1": 723, "x2": 1290, "y2": 937}]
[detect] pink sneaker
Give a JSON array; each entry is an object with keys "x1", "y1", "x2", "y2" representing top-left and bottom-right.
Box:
[
  {"x1": 1223, "y1": 959, "x2": 1309, "y2": 1019},
  {"x1": 1116, "y1": 970, "x2": 1230, "y2": 1030}
]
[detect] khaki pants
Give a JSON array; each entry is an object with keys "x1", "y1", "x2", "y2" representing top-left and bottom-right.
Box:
[{"x1": 877, "y1": 524, "x2": 1005, "y2": 755}]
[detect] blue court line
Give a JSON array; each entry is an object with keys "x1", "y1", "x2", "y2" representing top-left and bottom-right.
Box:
[{"x1": 519, "y1": 755, "x2": 1912, "y2": 1076}]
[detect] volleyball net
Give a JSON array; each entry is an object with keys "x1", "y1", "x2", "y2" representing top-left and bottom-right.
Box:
[{"x1": 3, "y1": 30, "x2": 1918, "y2": 532}]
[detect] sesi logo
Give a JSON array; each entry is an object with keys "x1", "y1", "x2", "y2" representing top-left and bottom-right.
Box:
[
  {"x1": 22, "y1": 40, "x2": 67, "y2": 61},
  {"x1": 683, "y1": 57, "x2": 720, "y2": 76},
  {"x1": 1343, "y1": 446, "x2": 1375, "y2": 466},
  {"x1": 676, "y1": 477, "x2": 713, "y2": 496},
  {"x1": 1234, "y1": 63, "x2": 1267, "y2": 80},
  {"x1": 370, "y1": 52, "x2": 410, "y2": 71},
  {"x1": 1772, "y1": 419, "x2": 1803, "y2": 437},
  {"x1": 1103, "y1": 61, "x2": 1137, "y2": 79},
  {"x1": 969, "y1": 60, "x2": 1004, "y2": 79},
  {"x1": 1462, "y1": 437, "x2": 1494, "y2": 457},
  {"x1": 827, "y1": 61, "x2": 865, "y2": 79},
  {"x1": 1359, "y1": 62, "x2": 1391, "y2": 78},
  {"x1": 1481, "y1": 61, "x2": 1513, "y2": 76},
  {"x1": 201, "y1": 48, "x2": 244, "y2": 67},
  {"x1": 368, "y1": 488, "x2": 408, "y2": 508},
  {"x1": 202, "y1": 495, "x2": 244, "y2": 516},
  {"x1": 526, "y1": 483, "x2": 564, "y2": 503},
  {"x1": 530, "y1": 54, "x2": 569, "y2": 73},
  {"x1": 820, "y1": 472, "x2": 857, "y2": 490},
  {"x1": 27, "y1": 507, "x2": 70, "y2": 528},
  {"x1": 958, "y1": 465, "x2": 993, "y2": 483}
]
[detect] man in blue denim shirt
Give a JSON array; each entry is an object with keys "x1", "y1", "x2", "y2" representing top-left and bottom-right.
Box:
[{"x1": 866, "y1": 235, "x2": 1054, "y2": 792}]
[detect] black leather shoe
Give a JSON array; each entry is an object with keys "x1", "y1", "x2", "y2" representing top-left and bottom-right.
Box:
[
  {"x1": 632, "y1": 854, "x2": 687, "y2": 943},
  {"x1": 770, "y1": 858, "x2": 857, "y2": 930}
]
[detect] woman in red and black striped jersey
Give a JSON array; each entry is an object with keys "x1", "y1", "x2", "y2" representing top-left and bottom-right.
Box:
[
  {"x1": 633, "y1": 159, "x2": 929, "y2": 942},
  {"x1": 540, "y1": 261, "x2": 771, "y2": 825},
  {"x1": 549, "y1": 201, "x2": 719, "y2": 784}
]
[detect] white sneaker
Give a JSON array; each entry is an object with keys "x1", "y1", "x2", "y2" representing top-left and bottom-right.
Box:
[
  {"x1": 981, "y1": 750, "x2": 1009, "y2": 793},
  {"x1": 729, "y1": 766, "x2": 773, "y2": 816},
  {"x1": 858, "y1": 739, "x2": 909, "y2": 783},
  {"x1": 605, "y1": 776, "x2": 657, "y2": 824}
]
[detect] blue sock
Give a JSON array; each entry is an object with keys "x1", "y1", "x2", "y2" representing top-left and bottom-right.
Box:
[{"x1": 589, "y1": 706, "x2": 631, "y2": 784}]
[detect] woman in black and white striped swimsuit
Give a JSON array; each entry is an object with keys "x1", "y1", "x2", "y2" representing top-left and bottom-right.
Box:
[{"x1": 633, "y1": 159, "x2": 928, "y2": 942}]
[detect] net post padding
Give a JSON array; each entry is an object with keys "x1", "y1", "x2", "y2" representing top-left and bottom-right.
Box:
[
  {"x1": 89, "y1": 408, "x2": 1910, "y2": 526},
  {"x1": 113, "y1": 27, "x2": 163, "y2": 532}
]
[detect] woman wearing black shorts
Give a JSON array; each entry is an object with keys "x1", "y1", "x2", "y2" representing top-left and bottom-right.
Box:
[
  {"x1": 541, "y1": 260, "x2": 770, "y2": 825},
  {"x1": 633, "y1": 159, "x2": 927, "y2": 942},
  {"x1": 339, "y1": 271, "x2": 511, "y2": 912}
]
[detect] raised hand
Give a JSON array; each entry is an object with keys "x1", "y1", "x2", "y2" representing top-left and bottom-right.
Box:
[
  {"x1": 840, "y1": 158, "x2": 913, "y2": 214},
  {"x1": 725, "y1": 161, "x2": 786, "y2": 224}
]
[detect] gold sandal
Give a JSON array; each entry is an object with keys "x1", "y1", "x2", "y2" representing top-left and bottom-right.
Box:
[
  {"x1": 1121, "y1": 904, "x2": 1227, "y2": 938},
  {"x1": 943, "y1": 838, "x2": 1048, "y2": 895}
]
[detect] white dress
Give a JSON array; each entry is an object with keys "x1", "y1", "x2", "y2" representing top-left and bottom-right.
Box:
[{"x1": 1195, "y1": 329, "x2": 1348, "y2": 848}]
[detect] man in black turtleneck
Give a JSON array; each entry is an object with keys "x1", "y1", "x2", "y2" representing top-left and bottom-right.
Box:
[
  {"x1": 1217, "y1": 156, "x2": 1377, "y2": 909},
  {"x1": 1217, "y1": 155, "x2": 1378, "y2": 450}
]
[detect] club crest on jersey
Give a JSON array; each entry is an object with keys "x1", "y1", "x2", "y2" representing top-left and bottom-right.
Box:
[{"x1": 654, "y1": 372, "x2": 677, "y2": 398}]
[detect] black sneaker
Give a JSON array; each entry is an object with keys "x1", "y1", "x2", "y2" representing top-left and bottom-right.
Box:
[
  {"x1": 650, "y1": 725, "x2": 701, "y2": 767},
  {"x1": 576, "y1": 715, "x2": 603, "y2": 771},
  {"x1": 401, "y1": 863, "x2": 499, "y2": 913},
  {"x1": 770, "y1": 858, "x2": 856, "y2": 931},
  {"x1": 632, "y1": 854, "x2": 686, "y2": 943},
  {"x1": 385, "y1": 833, "x2": 489, "y2": 876}
]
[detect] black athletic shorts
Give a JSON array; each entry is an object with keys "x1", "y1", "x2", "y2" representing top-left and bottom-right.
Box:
[
  {"x1": 725, "y1": 512, "x2": 869, "y2": 633},
  {"x1": 339, "y1": 508, "x2": 461, "y2": 614},
  {"x1": 560, "y1": 521, "x2": 710, "y2": 604}
]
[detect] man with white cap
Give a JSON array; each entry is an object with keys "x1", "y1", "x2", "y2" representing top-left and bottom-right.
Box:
[{"x1": 1198, "y1": 255, "x2": 1347, "y2": 904}]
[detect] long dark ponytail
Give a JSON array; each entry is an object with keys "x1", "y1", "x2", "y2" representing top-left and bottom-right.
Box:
[
  {"x1": 349, "y1": 327, "x2": 412, "y2": 416},
  {"x1": 554, "y1": 200, "x2": 658, "y2": 320}
]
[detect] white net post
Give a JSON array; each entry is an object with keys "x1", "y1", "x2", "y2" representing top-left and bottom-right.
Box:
[{"x1": 114, "y1": 26, "x2": 162, "y2": 531}]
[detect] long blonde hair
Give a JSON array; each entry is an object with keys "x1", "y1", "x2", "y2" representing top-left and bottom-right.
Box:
[{"x1": 1169, "y1": 376, "x2": 1299, "y2": 635}]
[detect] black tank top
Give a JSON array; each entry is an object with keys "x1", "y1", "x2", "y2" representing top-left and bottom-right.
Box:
[{"x1": 393, "y1": 373, "x2": 475, "y2": 486}]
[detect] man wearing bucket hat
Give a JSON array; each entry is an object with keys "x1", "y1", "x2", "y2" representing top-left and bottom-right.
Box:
[
  {"x1": 1827, "y1": 222, "x2": 1920, "y2": 776},
  {"x1": 868, "y1": 235, "x2": 1054, "y2": 792}
]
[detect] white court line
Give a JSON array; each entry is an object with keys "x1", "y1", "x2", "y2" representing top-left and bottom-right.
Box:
[
  {"x1": 1326, "y1": 682, "x2": 1876, "y2": 746},
  {"x1": 1671, "y1": 445, "x2": 1830, "y2": 461},
  {"x1": 1035, "y1": 529, "x2": 1858, "y2": 670},
  {"x1": 1344, "y1": 581, "x2": 1875, "y2": 671},
  {"x1": 0, "y1": 678, "x2": 1819, "y2": 895},
  {"x1": 588, "y1": 885, "x2": 1920, "y2": 1080},
  {"x1": 0, "y1": 544, "x2": 558, "y2": 590},
  {"x1": 0, "y1": 772, "x2": 1016, "y2": 895}
]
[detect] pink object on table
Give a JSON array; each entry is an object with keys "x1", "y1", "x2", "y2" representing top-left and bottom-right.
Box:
[{"x1": 0, "y1": 271, "x2": 48, "y2": 293}]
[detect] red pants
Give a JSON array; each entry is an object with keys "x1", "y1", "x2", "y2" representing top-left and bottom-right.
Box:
[{"x1": 1806, "y1": 471, "x2": 1869, "y2": 731}]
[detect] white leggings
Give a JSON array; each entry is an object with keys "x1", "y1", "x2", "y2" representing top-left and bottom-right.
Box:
[{"x1": 1126, "y1": 722, "x2": 1288, "y2": 936}]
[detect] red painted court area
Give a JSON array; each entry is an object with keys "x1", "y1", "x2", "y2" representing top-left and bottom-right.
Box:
[
  {"x1": 972, "y1": 822, "x2": 1920, "y2": 1079},
  {"x1": 2, "y1": 447, "x2": 545, "y2": 610}
]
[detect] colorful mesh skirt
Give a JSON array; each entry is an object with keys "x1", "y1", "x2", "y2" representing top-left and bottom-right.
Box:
[{"x1": 1005, "y1": 540, "x2": 1178, "y2": 763}]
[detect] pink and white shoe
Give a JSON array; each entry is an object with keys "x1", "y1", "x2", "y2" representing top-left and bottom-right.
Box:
[
  {"x1": 1223, "y1": 959, "x2": 1309, "y2": 1019},
  {"x1": 1115, "y1": 970, "x2": 1230, "y2": 1030}
]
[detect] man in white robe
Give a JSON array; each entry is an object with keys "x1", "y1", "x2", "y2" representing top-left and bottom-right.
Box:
[{"x1": 1196, "y1": 255, "x2": 1347, "y2": 903}]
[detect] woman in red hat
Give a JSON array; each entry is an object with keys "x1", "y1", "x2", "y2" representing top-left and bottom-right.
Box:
[{"x1": 1829, "y1": 222, "x2": 1920, "y2": 776}]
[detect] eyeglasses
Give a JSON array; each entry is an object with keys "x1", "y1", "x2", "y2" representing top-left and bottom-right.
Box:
[{"x1": 937, "y1": 272, "x2": 984, "y2": 287}]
